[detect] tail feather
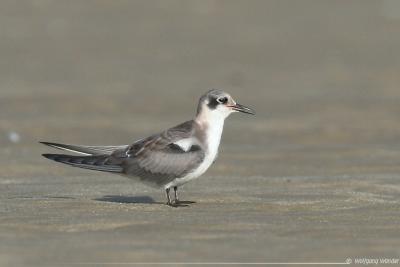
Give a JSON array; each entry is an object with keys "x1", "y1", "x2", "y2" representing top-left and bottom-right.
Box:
[
  {"x1": 42, "y1": 154, "x2": 123, "y2": 173},
  {"x1": 40, "y1": 141, "x2": 127, "y2": 156}
]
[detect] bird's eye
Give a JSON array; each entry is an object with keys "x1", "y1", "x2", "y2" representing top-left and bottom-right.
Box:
[{"x1": 217, "y1": 97, "x2": 228, "y2": 104}]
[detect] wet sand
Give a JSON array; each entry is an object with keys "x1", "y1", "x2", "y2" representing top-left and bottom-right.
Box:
[{"x1": 1, "y1": 1, "x2": 400, "y2": 266}]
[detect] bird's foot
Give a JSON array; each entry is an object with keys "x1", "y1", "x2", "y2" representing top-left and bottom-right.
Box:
[{"x1": 166, "y1": 199, "x2": 189, "y2": 207}]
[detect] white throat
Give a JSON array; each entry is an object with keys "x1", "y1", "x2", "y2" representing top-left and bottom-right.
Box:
[{"x1": 195, "y1": 108, "x2": 226, "y2": 152}]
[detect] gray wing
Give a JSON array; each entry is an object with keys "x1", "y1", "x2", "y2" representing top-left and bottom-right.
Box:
[
  {"x1": 113, "y1": 120, "x2": 205, "y2": 187},
  {"x1": 42, "y1": 153, "x2": 123, "y2": 173},
  {"x1": 40, "y1": 141, "x2": 128, "y2": 156}
]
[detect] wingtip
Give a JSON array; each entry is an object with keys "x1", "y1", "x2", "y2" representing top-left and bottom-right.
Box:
[
  {"x1": 42, "y1": 153, "x2": 62, "y2": 161},
  {"x1": 41, "y1": 153, "x2": 54, "y2": 159},
  {"x1": 39, "y1": 141, "x2": 53, "y2": 146},
  {"x1": 40, "y1": 141, "x2": 64, "y2": 149}
]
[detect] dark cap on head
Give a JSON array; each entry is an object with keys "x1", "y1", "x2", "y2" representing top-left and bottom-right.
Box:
[{"x1": 197, "y1": 89, "x2": 231, "y2": 114}]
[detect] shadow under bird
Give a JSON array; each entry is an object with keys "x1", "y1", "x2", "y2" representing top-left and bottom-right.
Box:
[{"x1": 41, "y1": 89, "x2": 255, "y2": 206}]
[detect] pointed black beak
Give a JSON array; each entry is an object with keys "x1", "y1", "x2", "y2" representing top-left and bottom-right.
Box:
[{"x1": 230, "y1": 103, "x2": 256, "y2": 115}]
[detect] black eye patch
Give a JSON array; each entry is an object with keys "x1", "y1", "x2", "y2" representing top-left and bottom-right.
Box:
[
  {"x1": 207, "y1": 97, "x2": 219, "y2": 110},
  {"x1": 217, "y1": 97, "x2": 228, "y2": 104}
]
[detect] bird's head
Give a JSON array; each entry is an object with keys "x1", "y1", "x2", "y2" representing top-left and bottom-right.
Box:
[{"x1": 196, "y1": 89, "x2": 255, "y2": 121}]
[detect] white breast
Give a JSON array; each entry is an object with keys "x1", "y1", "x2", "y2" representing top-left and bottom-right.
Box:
[{"x1": 166, "y1": 116, "x2": 225, "y2": 188}]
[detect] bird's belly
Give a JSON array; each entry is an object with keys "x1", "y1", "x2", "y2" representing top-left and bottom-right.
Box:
[{"x1": 121, "y1": 173, "x2": 170, "y2": 189}]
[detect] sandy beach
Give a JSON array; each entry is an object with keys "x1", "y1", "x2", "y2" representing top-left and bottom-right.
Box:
[{"x1": 1, "y1": 1, "x2": 400, "y2": 266}]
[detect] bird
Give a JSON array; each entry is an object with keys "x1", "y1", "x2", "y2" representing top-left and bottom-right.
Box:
[{"x1": 41, "y1": 89, "x2": 255, "y2": 206}]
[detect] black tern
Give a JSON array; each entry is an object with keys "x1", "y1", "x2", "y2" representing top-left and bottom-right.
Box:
[{"x1": 41, "y1": 89, "x2": 255, "y2": 206}]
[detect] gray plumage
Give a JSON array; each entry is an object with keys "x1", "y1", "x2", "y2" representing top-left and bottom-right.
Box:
[
  {"x1": 40, "y1": 142, "x2": 127, "y2": 155},
  {"x1": 42, "y1": 120, "x2": 205, "y2": 187},
  {"x1": 42, "y1": 153, "x2": 123, "y2": 173}
]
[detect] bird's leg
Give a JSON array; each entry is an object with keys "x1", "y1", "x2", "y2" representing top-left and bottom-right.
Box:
[
  {"x1": 165, "y1": 188, "x2": 172, "y2": 205},
  {"x1": 173, "y1": 186, "x2": 179, "y2": 204}
]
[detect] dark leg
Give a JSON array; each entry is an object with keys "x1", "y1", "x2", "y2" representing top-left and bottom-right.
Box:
[
  {"x1": 165, "y1": 188, "x2": 172, "y2": 205},
  {"x1": 173, "y1": 186, "x2": 179, "y2": 204}
]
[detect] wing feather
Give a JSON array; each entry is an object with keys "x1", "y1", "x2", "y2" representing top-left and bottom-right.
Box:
[
  {"x1": 40, "y1": 142, "x2": 128, "y2": 155},
  {"x1": 118, "y1": 120, "x2": 205, "y2": 186},
  {"x1": 42, "y1": 154, "x2": 123, "y2": 173},
  {"x1": 41, "y1": 120, "x2": 205, "y2": 187}
]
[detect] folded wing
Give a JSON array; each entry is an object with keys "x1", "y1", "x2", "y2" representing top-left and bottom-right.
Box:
[
  {"x1": 116, "y1": 120, "x2": 205, "y2": 186},
  {"x1": 41, "y1": 120, "x2": 205, "y2": 187},
  {"x1": 40, "y1": 141, "x2": 128, "y2": 155}
]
